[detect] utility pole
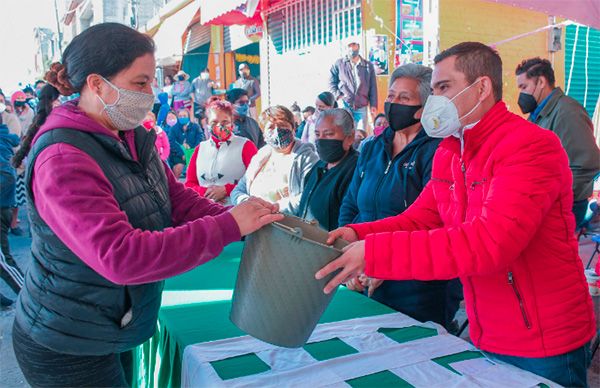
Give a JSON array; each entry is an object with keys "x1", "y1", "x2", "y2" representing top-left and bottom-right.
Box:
[{"x1": 53, "y1": 0, "x2": 63, "y2": 56}]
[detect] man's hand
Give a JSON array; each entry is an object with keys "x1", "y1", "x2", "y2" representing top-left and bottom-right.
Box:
[
  {"x1": 326, "y1": 227, "x2": 359, "y2": 245},
  {"x1": 316, "y1": 240, "x2": 366, "y2": 294},
  {"x1": 229, "y1": 197, "x2": 283, "y2": 236},
  {"x1": 359, "y1": 275, "x2": 384, "y2": 297},
  {"x1": 205, "y1": 185, "x2": 227, "y2": 202},
  {"x1": 344, "y1": 276, "x2": 364, "y2": 292}
]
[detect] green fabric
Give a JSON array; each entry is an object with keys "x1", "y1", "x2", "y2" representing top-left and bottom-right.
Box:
[
  {"x1": 378, "y1": 326, "x2": 437, "y2": 344},
  {"x1": 184, "y1": 148, "x2": 195, "y2": 167},
  {"x1": 346, "y1": 370, "x2": 413, "y2": 387},
  {"x1": 134, "y1": 242, "x2": 483, "y2": 387},
  {"x1": 432, "y1": 350, "x2": 484, "y2": 374},
  {"x1": 304, "y1": 338, "x2": 359, "y2": 361},
  {"x1": 210, "y1": 353, "x2": 271, "y2": 380}
]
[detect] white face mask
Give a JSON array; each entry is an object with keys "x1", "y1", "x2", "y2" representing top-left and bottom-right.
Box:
[
  {"x1": 0, "y1": 103, "x2": 6, "y2": 114},
  {"x1": 421, "y1": 79, "x2": 482, "y2": 138},
  {"x1": 200, "y1": 72, "x2": 209, "y2": 80},
  {"x1": 96, "y1": 76, "x2": 155, "y2": 131}
]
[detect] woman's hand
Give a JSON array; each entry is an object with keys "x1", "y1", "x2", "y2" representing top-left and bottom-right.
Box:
[
  {"x1": 326, "y1": 227, "x2": 359, "y2": 245},
  {"x1": 229, "y1": 197, "x2": 283, "y2": 236},
  {"x1": 205, "y1": 186, "x2": 227, "y2": 202},
  {"x1": 344, "y1": 276, "x2": 364, "y2": 292},
  {"x1": 315, "y1": 240, "x2": 366, "y2": 294}
]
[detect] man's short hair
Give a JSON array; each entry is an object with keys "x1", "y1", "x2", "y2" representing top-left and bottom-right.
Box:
[
  {"x1": 434, "y1": 42, "x2": 503, "y2": 102},
  {"x1": 302, "y1": 106, "x2": 315, "y2": 115},
  {"x1": 515, "y1": 57, "x2": 555, "y2": 87},
  {"x1": 226, "y1": 88, "x2": 248, "y2": 103}
]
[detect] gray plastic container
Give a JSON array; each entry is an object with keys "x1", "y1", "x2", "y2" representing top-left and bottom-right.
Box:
[{"x1": 230, "y1": 215, "x2": 347, "y2": 348}]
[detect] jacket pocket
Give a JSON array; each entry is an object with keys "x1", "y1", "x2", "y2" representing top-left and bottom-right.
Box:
[
  {"x1": 507, "y1": 271, "x2": 531, "y2": 329},
  {"x1": 430, "y1": 177, "x2": 454, "y2": 203}
]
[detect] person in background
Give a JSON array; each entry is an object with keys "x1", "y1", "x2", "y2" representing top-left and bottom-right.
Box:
[
  {"x1": 233, "y1": 63, "x2": 261, "y2": 119},
  {"x1": 12, "y1": 91, "x2": 34, "y2": 133},
  {"x1": 353, "y1": 129, "x2": 367, "y2": 150},
  {"x1": 23, "y1": 86, "x2": 38, "y2": 111},
  {"x1": 172, "y1": 70, "x2": 193, "y2": 113},
  {"x1": 186, "y1": 100, "x2": 257, "y2": 204},
  {"x1": 373, "y1": 113, "x2": 388, "y2": 136},
  {"x1": 191, "y1": 68, "x2": 215, "y2": 123},
  {"x1": 296, "y1": 109, "x2": 358, "y2": 231},
  {"x1": 0, "y1": 106, "x2": 25, "y2": 299},
  {"x1": 168, "y1": 108, "x2": 204, "y2": 179},
  {"x1": 226, "y1": 88, "x2": 265, "y2": 149},
  {"x1": 336, "y1": 63, "x2": 457, "y2": 329},
  {"x1": 290, "y1": 102, "x2": 303, "y2": 130},
  {"x1": 142, "y1": 112, "x2": 170, "y2": 162},
  {"x1": 329, "y1": 40, "x2": 378, "y2": 131},
  {"x1": 302, "y1": 91, "x2": 338, "y2": 144},
  {"x1": 318, "y1": 42, "x2": 595, "y2": 387},
  {"x1": 151, "y1": 78, "x2": 162, "y2": 116},
  {"x1": 11, "y1": 23, "x2": 281, "y2": 387},
  {"x1": 163, "y1": 110, "x2": 178, "y2": 133},
  {"x1": 0, "y1": 91, "x2": 22, "y2": 136},
  {"x1": 231, "y1": 105, "x2": 318, "y2": 214},
  {"x1": 34, "y1": 80, "x2": 46, "y2": 97},
  {"x1": 156, "y1": 92, "x2": 170, "y2": 128},
  {"x1": 515, "y1": 57, "x2": 600, "y2": 228},
  {"x1": 163, "y1": 74, "x2": 174, "y2": 106},
  {"x1": 296, "y1": 106, "x2": 315, "y2": 139}
]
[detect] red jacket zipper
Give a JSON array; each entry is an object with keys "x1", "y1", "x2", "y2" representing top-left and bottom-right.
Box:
[{"x1": 508, "y1": 271, "x2": 532, "y2": 329}]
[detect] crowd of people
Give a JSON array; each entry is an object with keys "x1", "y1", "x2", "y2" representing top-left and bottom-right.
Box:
[{"x1": 0, "y1": 22, "x2": 598, "y2": 387}]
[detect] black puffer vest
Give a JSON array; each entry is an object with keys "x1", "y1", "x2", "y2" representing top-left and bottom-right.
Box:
[{"x1": 15, "y1": 127, "x2": 172, "y2": 355}]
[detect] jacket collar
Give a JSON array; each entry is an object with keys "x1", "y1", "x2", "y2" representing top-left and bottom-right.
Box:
[
  {"x1": 536, "y1": 87, "x2": 564, "y2": 120},
  {"x1": 460, "y1": 101, "x2": 511, "y2": 160}
]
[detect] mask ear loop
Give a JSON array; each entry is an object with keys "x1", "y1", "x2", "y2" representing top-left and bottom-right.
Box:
[
  {"x1": 451, "y1": 78, "x2": 483, "y2": 123},
  {"x1": 96, "y1": 76, "x2": 121, "y2": 113}
]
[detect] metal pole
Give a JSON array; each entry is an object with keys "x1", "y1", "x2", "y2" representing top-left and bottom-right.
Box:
[{"x1": 53, "y1": 0, "x2": 63, "y2": 56}]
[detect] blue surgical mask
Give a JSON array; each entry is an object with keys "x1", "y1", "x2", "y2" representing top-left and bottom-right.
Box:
[
  {"x1": 235, "y1": 103, "x2": 249, "y2": 117},
  {"x1": 178, "y1": 117, "x2": 190, "y2": 125}
]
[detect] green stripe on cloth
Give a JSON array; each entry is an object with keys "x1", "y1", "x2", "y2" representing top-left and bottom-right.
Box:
[
  {"x1": 433, "y1": 350, "x2": 484, "y2": 374},
  {"x1": 378, "y1": 326, "x2": 438, "y2": 344},
  {"x1": 346, "y1": 370, "x2": 414, "y2": 387},
  {"x1": 304, "y1": 338, "x2": 359, "y2": 361},
  {"x1": 210, "y1": 353, "x2": 271, "y2": 380}
]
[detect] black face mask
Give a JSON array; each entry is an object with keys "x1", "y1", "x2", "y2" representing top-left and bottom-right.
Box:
[
  {"x1": 384, "y1": 102, "x2": 421, "y2": 132},
  {"x1": 316, "y1": 138, "x2": 347, "y2": 163},
  {"x1": 13, "y1": 101, "x2": 26, "y2": 108},
  {"x1": 518, "y1": 92, "x2": 538, "y2": 114}
]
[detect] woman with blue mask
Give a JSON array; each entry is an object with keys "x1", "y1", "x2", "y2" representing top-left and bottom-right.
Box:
[
  {"x1": 231, "y1": 105, "x2": 319, "y2": 214},
  {"x1": 10, "y1": 23, "x2": 282, "y2": 387},
  {"x1": 167, "y1": 108, "x2": 204, "y2": 179}
]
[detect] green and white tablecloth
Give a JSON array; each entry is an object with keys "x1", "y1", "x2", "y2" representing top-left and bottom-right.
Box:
[{"x1": 133, "y1": 242, "x2": 556, "y2": 388}]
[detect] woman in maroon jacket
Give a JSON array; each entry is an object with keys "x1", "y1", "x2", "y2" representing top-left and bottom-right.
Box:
[{"x1": 11, "y1": 23, "x2": 281, "y2": 387}]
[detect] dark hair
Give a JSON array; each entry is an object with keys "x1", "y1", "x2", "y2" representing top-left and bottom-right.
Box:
[
  {"x1": 290, "y1": 102, "x2": 301, "y2": 112},
  {"x1": 317, "y1": 91, "x2": 338, "y2": 108},
  {"x1": 22, "y1": 86, "x2": 35, "y2": 95},
  {"x1": 34, "y1": 80, "x2": 46, "y2": 87},
  {"x1": 15, "y1": 22, "x2": 155, "y2": 168},
  {"x1": 226, "y1": 88, "x2": 248, "y2": 103},
  {"x1": 12, "y1": 84, "x2": 60, "y2": 167},
  {"x1": 374, "y1": 113, "x2": 386, "y2": 122},
  {"x1": 434, "y1": 42, "x2": 503, "y2": 102},
  {"x1": 302, "y1": 106, "x2": 315, "y2": 114},
  {"x1": 515, "y1": 57, "x2": 555, "y2": 87}
]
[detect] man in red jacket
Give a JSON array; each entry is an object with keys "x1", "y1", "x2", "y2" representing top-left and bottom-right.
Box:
[{"x1": 317, "y1": 42, "x2": 595, "y2": 387}]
